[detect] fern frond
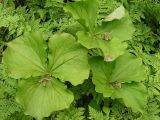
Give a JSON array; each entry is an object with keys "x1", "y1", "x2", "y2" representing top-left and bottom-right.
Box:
[
  {"x1": 88, "y1": 106, "x2": 109, "y2": 120},
  {"x1": 6, "y1": 112, "x2": 33, "y2": 120},
  {"x1": 0, "y1": 64, "x2": 17, "y2": 97},
  {"x1": 147, "y1": 73, "x2": 160, "y2": 96},
  {"x1": 138, "y1": 97, "x2": 160, "y2": 120},
  {"x1": 0, "y1": 99, "x2": 21, "y2": 120},
  {"x1": 0, "y1": 64, "x2": 34, "y2": 119},
  {"x1": 55, "y1": 106, "x2": 85, "y2": 120}
]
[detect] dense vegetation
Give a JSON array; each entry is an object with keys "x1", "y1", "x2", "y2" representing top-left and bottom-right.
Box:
[{"x1": 0, "y1": 0, "x2": 159, "y2": 120}]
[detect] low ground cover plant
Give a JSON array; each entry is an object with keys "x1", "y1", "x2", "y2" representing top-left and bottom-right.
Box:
[{"x1": 0, "y1": 0, "x2": 159, "y2": 120}]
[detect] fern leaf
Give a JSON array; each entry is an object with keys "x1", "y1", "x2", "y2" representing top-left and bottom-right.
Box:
[
  {"x1": 88, "y1": 106, "x2": 109, "y2": 120},
  {"x1": 55, "y1": 107, "x2": 85, "y2": 120},
  {"x1": 0, "y1": 99, "x2": 21, "y2": 120}
]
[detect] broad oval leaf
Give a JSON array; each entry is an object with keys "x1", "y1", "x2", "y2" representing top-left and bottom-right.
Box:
[
  {"x1": 89, "y1": 57, "x2": 114, "y2": 97},
  {"x1": 98, "y1": 37, "x2": 127, "y2": 61},
  {"x1": 16, "y1": 77, "x2": 74, "y2": 120},
  {"x1": 2, "y1": 31, "x2": 47, "y2": 79},
  {"x1": 111, "y1": 53, "x2": 146, "y2": 83},
  {"x1": 48, "y1": 33, "x2": 89, "y2": 86},
  {"x1": 96, "y1": 14, "x2": 135, "y2": 41},
  {"x1": 64, "y1": 0, "x2": 98, "y2": 32},
  {"x1": 111, "y1": 83, "x2": 147, "y2": 112},
  {"x1": 77, "y1": 31, "x2": 99, "y2": 49}
]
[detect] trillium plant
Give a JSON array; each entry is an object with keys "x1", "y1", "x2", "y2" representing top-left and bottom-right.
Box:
[{"x1": 2, "y1": 0, "x2": 147, "y2": 119}]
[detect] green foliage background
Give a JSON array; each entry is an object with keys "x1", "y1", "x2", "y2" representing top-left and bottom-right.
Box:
[{"x1": 0, "y1": 0, "x2": 159, "y2": 120}]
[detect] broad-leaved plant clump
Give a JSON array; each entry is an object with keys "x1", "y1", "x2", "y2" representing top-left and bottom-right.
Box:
[{"x1": 0, "y1": 0, "x2": 157, "y2": 120}]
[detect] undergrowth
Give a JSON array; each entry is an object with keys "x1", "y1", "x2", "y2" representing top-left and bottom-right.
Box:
[{"x1": 0, "y1": 0, "x2": 159, "y2": 120}]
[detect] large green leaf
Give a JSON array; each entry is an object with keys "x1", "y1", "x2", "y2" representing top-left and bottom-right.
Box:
[
  {"x1": 111, "y1": 53, "x2": 146, "y2": 83},
  {"x1": 112, "y1": 83, "x2": 147, "y2": 112},
  {"x1": 76, "y1": 31, "x2": 99, "y2": 49},
  {"x1": 2, "y1": 31, "x2": 47, "y2": 79},
  {"x1": 64, "y1": 0, "x2": 98, "y2": 31},
  {"x1": 89, "y1": 57, "x2": 114, "y2": 97},
  {"x1": 96, "y1": 14, "x2": 135, "y2": 41},
  {"x1": 77, "y1": 31, "x2": 127, "y2": 61},
  {"x1": 89, "y1": 53, "x2": 147, "y2": 112},
  {"x1": 48, "y1": 33, "x2": 89, "y2": 85},
  {"x1": 98, "y1": 37, "x2": 127, "y2": 61},
  {"x1": 16, "y1": 77, "x2": 74, "y2": 120}
]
